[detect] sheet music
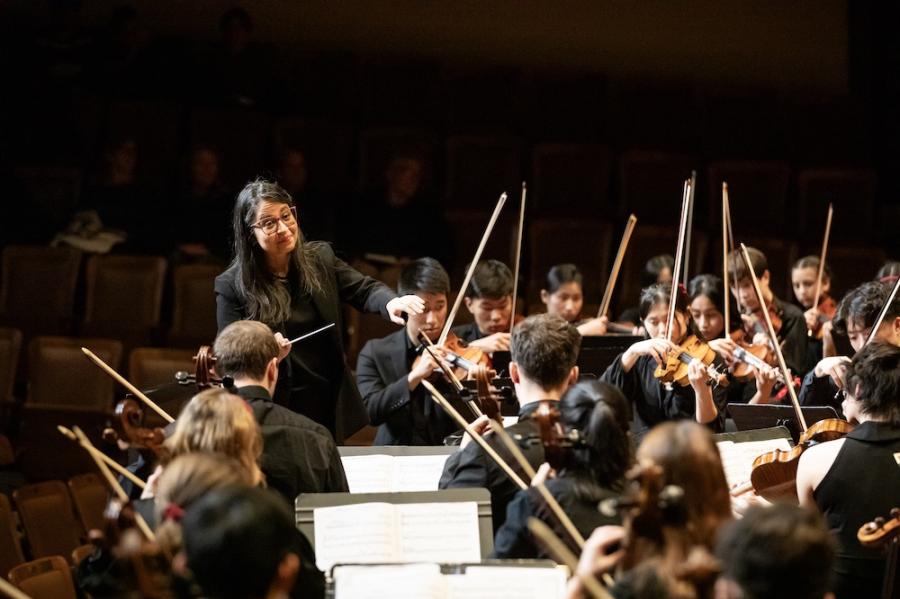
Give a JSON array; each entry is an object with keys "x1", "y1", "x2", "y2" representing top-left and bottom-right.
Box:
[
  {"x1": 392, "y1": 455, "x2": 451, "y2": 492},
  {"x1": 341, "y1": 455, "x2": 394, "y2": 493},
  {"x1": 502, "y1": 416, "x2": 519, "y2": 428},
  {"x1": 717, "y1": 438, "x2": 792, "y2": 488},
  {"x1": 313, "y1": 503, "x2": 398, "y2": 571},
  {"x1": 335, "y1": 564, "x2": 445, "y2": 599},
  {"x1": 397, "y1": 502, "x2": 481, "y2": 564},
  {"x1": 446, "y1": 566, "x2": 567, "y2": 599}
]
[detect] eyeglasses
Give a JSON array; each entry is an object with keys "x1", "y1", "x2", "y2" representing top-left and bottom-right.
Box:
[{"x1": 252, "y1": 206, "x2": 297, "y2": 236}]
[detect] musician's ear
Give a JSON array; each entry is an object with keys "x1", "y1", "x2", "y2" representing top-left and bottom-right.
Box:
[
  {"x1": 266, "y1": 357, "x2": 279, "y2": 385},
  {"x1": 539, "y1": 289, "x2": 550, "y2": 304},
  {"x1": 464, "y1": 296, "x2": 475, "y2": 313},
  {"x1": 891, "y1": 316, "x2": 900, "y2": 341},
  {"x1": 760, "y1": 269, "x2": 771, "y2": 287},
  {"x1": 509, "y1": 361, "x2": 521, "y2": 384},
  {"x1": 272, "y1": 552, "x2": 300, "y2": 595},
  {"x1": 566, "y1": 366, "x2": 579, "y2": 387}
]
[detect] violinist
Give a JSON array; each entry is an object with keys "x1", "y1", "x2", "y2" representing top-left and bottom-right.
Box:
[
  {"x1": 440, "y1": 314, "x2": 581, "y2": 530},
  {"x1": 356, "y1": 258, "x2": 458, "y2": 445},
  {"x1": 796, "y1": 342, "x2": 900, "y2": 599},
  {"x1": 540, "y1": 263, "x2": 635, "y2": 336},
  {"x1": 600, "y1": 283, "x2": 728, "y2": 433},
  {"x1": 727, "y1": 246, "x2": 808, "y2": 375},
  {"x1": 792, "y1": 255, "x2": 836, "y2": 371},
  {"x1": 492, "y1": 380, "x2": 632, "y2": 559},
  {"x1": 799, "y1": 280, "x2": 900, "y2": 411},
  {"x1": 215, "y1": 179, "x2": 425, "y2": 441},
  {"x1": 452, "y1": 259, "x2": 515, "y2": 353}
]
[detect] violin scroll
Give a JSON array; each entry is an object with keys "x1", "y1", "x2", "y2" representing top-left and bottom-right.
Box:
[{"x1": 858, "y1": 507, "x2": 900, "y2": 548}]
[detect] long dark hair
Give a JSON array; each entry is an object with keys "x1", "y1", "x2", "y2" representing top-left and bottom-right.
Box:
[
  {"x1": 688, "y1": 274, "x2": 740, "y2": 334},
  {"x1": 559, "y1": 380, "x2": 632, "y2": 499},
  {"x1": 639, "y1": 282, "x2": 704, "y2": 340},
  {"x1": 544, "y1": 263, "x2": 583, "y2": 294},
  {"x1": 231, "y1": 179, "x2": 325, "y2": 325}
]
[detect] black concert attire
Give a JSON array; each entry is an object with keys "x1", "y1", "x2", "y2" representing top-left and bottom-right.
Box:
[
  {"x1": 600, "y1": 353, "x2": 728, "y2": 433},
  {"x1": 215, "y1": 242, "x2": 397, "y2": 441},
  {"x1": 439, "y1": 400, "x2": 551, "y2": 531},
  {"x1": 763, "y1": 297, "x2": 809, "y2": 376},
  {"x1": 813, "y1": 421, "x2": 900, "y2": 599},
  {"x1": 451, "y1": 321, "x2": 485, "y2": 344},
  {"x1": 492, "y1": 477, "x2": 622, "y2": 559},
  {"x1": 798, "y1": 369, "x2": 845, "y2": 413},
  {"x1": 356, "y1": 328, "x2": 458, "y2": 445}
]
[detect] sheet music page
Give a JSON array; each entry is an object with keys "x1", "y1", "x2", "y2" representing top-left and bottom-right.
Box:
[
  {"x1": 341, "y1": 455, "x2": 395, "y2": 493},
  {"x1": 446, "y1": 566, "x2": 567, "y2": 599},
  {"x1": 717, "y1": 438, "x2": 792, "y2": 487},
  {"x1": 392, "y1": 455, "x2": 451, "y2": 492},
  {"x1": 397, "y1": 502, "x2": 481, "y2": 563},
  {"x1": 334, "y1": 564, "x2": 445, "y2": 599},
  {"x1": 313, "y1": 503, "x2": 398, "y2": 571},
  {"x1": 502, "y1": 416, "x2": 519, "y2": 428}
]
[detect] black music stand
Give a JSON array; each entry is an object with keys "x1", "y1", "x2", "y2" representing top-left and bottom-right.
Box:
[
  {"x1": 726, "y1": 404, "x2": 840, "y2": 443},
  {"x1": 577, "y1": 335, "x2": 642, "y2": 377}
]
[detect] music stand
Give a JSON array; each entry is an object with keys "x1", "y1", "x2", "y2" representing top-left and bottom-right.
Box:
[
  {"x1": 296, "y1": 488, "x2": 494, "y2": 556},
  {"x1": 577, "y1": 335, "x2": 642, "y2": 377},
  {"x1": 726, "y1": 404, "x2": 840, "y2": 443}
]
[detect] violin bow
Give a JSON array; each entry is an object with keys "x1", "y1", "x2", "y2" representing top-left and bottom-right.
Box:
[
  {"x1": 682, "y1": 170, "x2": 697, "y2": 287},
  {"x1": 58, "y1": 425, "x2": 146, "y2": 490},
  {"x1": 721, "y1": 183, "x2": 731, "y2": 336},
  {"x1": 864, "y1": 274, "x2": 900, "y2": 347},
  {"x1": 809, "y1": 203, "x2": 834, "y2": 338},
  {"x1": 422, "y1": 381, "x2": 587, "y2": 552},
  {"x1": 82, "y1": 347, "x2": 175, "y2": 423},
  {"x1": 509, "y1": 182, "x2": 527, "y2": 336},
  {"x1": 71, "y1": 426, "x2": 155, "y2": 541},
  {"x1": 528, "y1": 518, "x2": 616, "y2": 599},
  {"x1": 665, "y1": 180, "x2": 691, "y2": 343},
  {"x1": 740, "y1": 243, "x2": 808, "y2": 431},
  {"x1": 597, "y1": 214, "x2": 638, "y2": 319},
  {"x1": 438, "y1": 192, "x2": 508, "y2": 345}
]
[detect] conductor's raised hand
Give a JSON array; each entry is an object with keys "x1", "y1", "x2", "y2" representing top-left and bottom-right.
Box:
[
  {"x1": 273, "y1": 332, "x2": 292, "y2": 363},
  {"x1": 386, "y1": 295, "x2": 425, "y2": 325}
]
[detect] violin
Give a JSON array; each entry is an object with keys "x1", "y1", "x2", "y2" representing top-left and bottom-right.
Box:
[
  {"x1": 858, "y1": 508, "x2": 900, "y2": 548},
  {"x1": 471, "y1": 363, "x2": 503, "y2": 422},
  {"x1": 726, "y1": 329, "x2": 777, "y2": 382},
  {"x1": 808, "y1": 294, "x2": 837, "y2": 340},
  {"x1": 654, "y1": 334, "x2": 729, "y2": 388},
  {"x1": 414, "y1": 330, "x2": 492, "y2": 384}
]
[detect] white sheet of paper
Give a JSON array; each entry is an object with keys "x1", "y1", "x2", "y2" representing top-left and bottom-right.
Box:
[
  {"x1": 334, "y1": 564, "x2": 445, "y2": 599},
  {"x1": 502, "y1": 416, "x2": 519, "y2": 428},
  {"x1": 341, "y1": 455, "x2": 395, "y2": 493},
  {"x1": 446, "y1": 566, "x2": 567, "y2": 599},
  {"x1": 392, "y1": 455, "x2": 451, "y2": 492},
  {"x1": 396, "y1": 502, "x2": 481, "y2": 563},
  {"x1": 717, "y1": 438, "x2": 792, "y2": 488},
  {"x1": 313, "y1": 503, "x2": 398, "y2": 571}
]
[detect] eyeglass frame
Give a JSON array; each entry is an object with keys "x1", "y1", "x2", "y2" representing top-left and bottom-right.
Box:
[{"x1": 251, "y1": 206, "x2": 298, "y2": 236}]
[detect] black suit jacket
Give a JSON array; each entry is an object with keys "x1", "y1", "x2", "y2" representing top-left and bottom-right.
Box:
[
  {"x1": 439, "y1": 401, "x2": 549, "y2": 531},
  {"x1": 214, "y1": 242, "x2": 397, "y2": 441},
  {"x1": 356, "y1": 328, "x2": 457, "y2": 445}
]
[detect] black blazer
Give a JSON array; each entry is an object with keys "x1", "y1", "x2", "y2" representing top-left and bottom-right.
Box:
[
  {"x1": 214, "y1": 242, "x2": 397, "y2": 441},
  {"x1": 356, "y1": 328, "x2": 457, "y2": 445}
]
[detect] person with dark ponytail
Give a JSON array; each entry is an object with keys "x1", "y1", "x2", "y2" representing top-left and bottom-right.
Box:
[
  {"x1": 215, "y1": 179, "x2": 425, "y2": 441},
  {"x1": 492, "y1": 380, "x2": 632, "y2": 559},
  {"x1": 601, "y1": 283, "x2": 728, "y2": 433}
]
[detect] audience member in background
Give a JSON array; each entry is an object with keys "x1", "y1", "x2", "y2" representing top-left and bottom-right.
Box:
[
  {"x1": 715, "y1": 504, "x2": 836, "y2": 599},
  {"x1": 797, "y1": 341, "x2": 900, "y2": 599},
  {"x1": 183, "y1": 485, "x2": 324, "y2": 599},
  {"x1": 792, "y1": 255, "x2": 835, "y2": 372},
  {"x1": 566, "y1": 421, "x2": 731, "y2": 599},
  {"x1": 356, "y1": 258, "x2": 458, "y2": 445},
  {"x1": 799, "y1": 280, "x2": 900, "y2": 411},
  {"x1": 618, "y1": 254, "x2": 675, "y2": 326},
  {"x1": 346, "y1": 150, "x2": 451, "y2": 266},
  {"x1": 277, "y1": 147, "x2": 334, "y2": 243},
  {"x1": 492, "y1": 380, "x2": 632, "y2": 559},
  {"x1": 453, "y1": 260, "x2": 515, "y2": 354},
  {"x1": 440, "y1": 314, "x2": 581, "y2": 530},
  {"x1": 601, "y1": 283, "x2": 728, "y2": 434},
  {"x1": 169, "y1": 144, "x2": 232, "y2": 261},
  {"x1": 540, "y1": 263, "x2": 635, "y2": 336}
]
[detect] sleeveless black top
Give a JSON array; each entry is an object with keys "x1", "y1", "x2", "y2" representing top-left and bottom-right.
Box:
[{"x1": 813, "y1": 421, "x2": 900, "y2": 599}]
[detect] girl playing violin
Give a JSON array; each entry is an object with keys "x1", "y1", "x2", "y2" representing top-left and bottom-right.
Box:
[
  {"x1": 601, "y1": 283, "x2": 728, "y2": 433},
  {"x1": 792, "y1": 255, "x2": 836, "y2": 370},
  {"x1": 540, "y1": 264, "x2": 637, "y2": 336}
]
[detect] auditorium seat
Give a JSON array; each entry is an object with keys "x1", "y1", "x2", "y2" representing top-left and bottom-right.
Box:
[
  {"x1": 527, "y1": 219, "x2": 613, "y2": 306},
  {"x1": 0, "y1": 493, "x2": 25, "y2": 577},
  {"x1": 168, "y1": 263, "x2": 220, "y2": 348},
  {"x1": 13, "y1": 482, "x2": 83, "y2": 560},
  {"x1": 12, "y1": 166, "x2": 84, "y2": 233},
  {"x1": 444, "y1": 210, "x2": 518, "y2": 286},
  {"x1": 820, "y1": 245, "x2": 888, "y2": 299},
  {"x1": 524, "y1": 69, "x2": 608, "y2": 142},
  {"x1": 445, "y1": 136, "x2": 524, "y2": 212},
  {"x1": 357, "y1": 127, "x2": 439, "y2": 192},
  {"x1": 0, "y1": 328, "x2": 22, "y2": 429},
  {"x1": 128, "y1": 347, "x2": 196, "y2": 390},
  {"x1": 272, "y1": 117, "x2": 354, "y2": 193},
  {"x1": 27, "y1": 337, "x2": 122, "y2": 411},
  {"x1": 67, "y1": 473, "x2": 108, "y2": 535},
  {"x1": 0, "y1": 246, "x2": 81, "y2": 339},
  {"x1": 8, "y1": 555, "x2": 77, "y2": 599},
  {"x1": 531, "y1": 143, "x2": 613, "y2": 217},
  {"x1": 443, "y1": 66, "x2": 525, "y2": 134},
  {"x1": 707, "y1": 161, "x2": 791, "y2": 236},
  {"x1": 797, "y1": 168, "x2": 877, "y2": 244},
  {"x1": 618, "y1": 150, "x2": 701, "y2": 227},
  {"x1": 82, "y1": 255, "x2": 167, "y2": 349}
]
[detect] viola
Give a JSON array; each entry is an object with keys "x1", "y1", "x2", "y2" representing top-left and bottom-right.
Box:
[{"x1": 654, "y1": 334, "x2": 729, "y2": 388}]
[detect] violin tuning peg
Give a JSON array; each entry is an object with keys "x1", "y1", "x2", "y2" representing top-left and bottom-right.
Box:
[{"x1": 875, "y1": 517, "x2": 886, "y2": 527}]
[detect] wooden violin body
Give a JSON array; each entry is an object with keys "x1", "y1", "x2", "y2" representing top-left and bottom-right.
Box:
[
  {"x1": 654, "y1": 334, "x2": 729, "y2": 388},
  {"x1": 414, "y1": 331, "x2": 492, "y2": 383},
  {"x1": 809, "y1": 294, "x2": 837, "y2": 340}
]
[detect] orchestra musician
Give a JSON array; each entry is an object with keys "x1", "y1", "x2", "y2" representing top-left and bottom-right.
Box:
[
  {"x1": 214, "y1": 179, "x2": 425, "y2": 441},
  {"x1": 452, "y1": 259, "x2": 515, "y2": 353},
  {"x1": 540, "y1": 263, "x2": 634, "y2": 336},
  {"x1": 440, "y1": 313, "x2": 581, "y2": 530},
  {"x1": 796, "y1": 342, "x2": 900, "y2": 599},
  {"x1": 355, "y1": 257, "x2": 459, "y2": 445},
  {"x1": 600, "y1": 283, "x2": 728, "y2": 433},
  {"x1": 792, "y1": 255, "x2": 836, "y2": 371}
]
